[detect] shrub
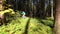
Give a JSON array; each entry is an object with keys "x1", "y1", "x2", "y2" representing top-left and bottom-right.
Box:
[{"x1": 41, "y1": 17, "x2": 54, "y2": 28}]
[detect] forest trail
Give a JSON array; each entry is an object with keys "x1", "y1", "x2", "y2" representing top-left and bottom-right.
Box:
[{"x1": 0, "y1": 17, "x2": 53, "y2": 34}]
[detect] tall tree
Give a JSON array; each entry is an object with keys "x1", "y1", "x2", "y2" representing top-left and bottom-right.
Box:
[
  {"x1": 50, "y1": 0, "x2": 53, "y2": 18},
  {"x1": 40, "y1": 0, "x2": 45, "y2": 18},
  {"x1": 54, "y1": 0, "x2": 60, "y2": 34}
]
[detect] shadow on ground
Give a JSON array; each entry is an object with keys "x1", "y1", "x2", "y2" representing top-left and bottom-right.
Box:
[{"x1": 23, "y1": 18, "x2": 30, "y2": 34}]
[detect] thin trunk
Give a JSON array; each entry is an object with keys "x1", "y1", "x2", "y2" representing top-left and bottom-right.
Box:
[
  {"x1": 0, "y1": 0, "x2": 3, "y2": 11},
  {"x1": 51, "y1": 0, "x2": 53, "y2": 18}
]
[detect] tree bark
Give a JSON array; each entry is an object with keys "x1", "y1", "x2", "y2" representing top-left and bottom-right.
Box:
[
  {"x1": 0, "y1": 0, "x2": 3, "y2": 11},
  {"x1": 54, "y1": 0, "x2": 60, "y2": 34}
]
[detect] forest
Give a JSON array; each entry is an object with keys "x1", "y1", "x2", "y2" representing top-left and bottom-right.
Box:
[{"x1": 0, "y1": 0, "x2": 59, "y2": 34}]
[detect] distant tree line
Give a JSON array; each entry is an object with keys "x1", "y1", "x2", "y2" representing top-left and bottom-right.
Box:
[{"x1": 4, "y1": 0, "x2": 54, "y2": 18}]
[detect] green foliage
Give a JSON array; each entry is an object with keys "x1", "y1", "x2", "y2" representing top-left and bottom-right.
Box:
[
  {"x1": 5, "y1": 9, "x2": 21, "y2": 22},
  {"x1": 0, "y1": 17, "x2": 53, "y2": 34},
  {"x1": 1, "y1": 8, "x2": 15, "y2": 22},
  {"x1": 0, "y1": 8, "x2": 15, "y2": 22},
  {"x1": 41, "y1": 17, "x2": 54, "y2": 27},
  {"x1": 0, "y1": 9, "x2": 54, "y2": 34},
  {"x1": 46, "y1": 17, "x2": 54, "y2": 21},
  {"x1": 14, "y1": 10, "x2": 21, "y2": 18},
  {"x1": 28, "y1": 18, "x2": 53, "y2": 34},
  {"x1": 0, "y1": 8, "x2": 15, "y2": 15}
]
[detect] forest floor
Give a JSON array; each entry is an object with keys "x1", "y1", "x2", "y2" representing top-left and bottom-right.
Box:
[{"x1": 0, "y1": 17, "x2": 53, "y2": 34}]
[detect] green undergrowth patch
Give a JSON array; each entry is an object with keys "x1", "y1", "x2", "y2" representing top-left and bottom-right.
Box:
[
  {"x1": 0, "y1": 17, "x2": 53, "y2": 34},
  {"x1": 28, "y1": 18, "x2": 53, "y2": 34},
  {"x1": 41, "y1": 17, "x2": 54, "y2": 27}
]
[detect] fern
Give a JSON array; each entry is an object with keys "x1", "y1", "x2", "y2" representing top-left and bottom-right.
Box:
[{"x1": 0, "y1": 8, "x2": 15, "y2": 15}]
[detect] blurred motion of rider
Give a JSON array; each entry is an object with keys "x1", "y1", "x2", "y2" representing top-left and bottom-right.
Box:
[{"x1": 21, "y1": 11, "x2": 26, "y2": 18}]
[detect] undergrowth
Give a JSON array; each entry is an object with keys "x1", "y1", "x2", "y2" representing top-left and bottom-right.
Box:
[{"x1": 0, "y1": 9, "x2": 54, "y2": 34}]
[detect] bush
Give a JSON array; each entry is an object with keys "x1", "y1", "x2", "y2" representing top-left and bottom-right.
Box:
[
  {"x1": 41, "y1": 17, "x2": 54, "y2": 28},
  {"x1": 5, "y1": 9, "x2": 21, "y2": 22},
  {"x1": 28, "y1": 18, "x2": 53, "y2": 34}
]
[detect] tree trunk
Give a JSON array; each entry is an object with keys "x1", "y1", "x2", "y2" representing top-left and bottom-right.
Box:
[
  {"x1": 41, "y1": 0, "x2": 45, "y2": 18},
  {"x1": 0, "y1": 0, "x2": 5, "y2": 25},
  {"x1": 54, "y1": 0, "x2": 60, "y2": 34},
  {"x1": 51, "y1": 0, "x2": 53, "y2": 18},
  {"x1": 0, "y1": 0, "x2": 3, "y2": 11}
]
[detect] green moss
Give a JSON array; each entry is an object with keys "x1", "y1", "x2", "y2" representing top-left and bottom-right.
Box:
[
  {"x1": 0, "y1": 15, "x2": 53, "y2": 34},
  {"x1": 27, "y1": 18, "x2": 53, "y2": 34},
  {"x1": 41, "y1": 18, "x2": 54, "y2": 27}
]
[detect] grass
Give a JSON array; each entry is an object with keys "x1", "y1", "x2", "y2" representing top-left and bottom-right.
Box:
[{"x1": 0, "y1": 17, "x2": 53, "y2": 34}]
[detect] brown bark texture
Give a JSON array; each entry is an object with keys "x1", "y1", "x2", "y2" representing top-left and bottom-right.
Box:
[{"x1": 54, "y1": 0, "x2": 60, "y2": 34}]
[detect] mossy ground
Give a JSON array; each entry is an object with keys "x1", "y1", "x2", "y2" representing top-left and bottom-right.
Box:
[
  {"x1": 0, "y1": 17, "x2": 53, "y2": 34},
  {"x1": 0, "y1": 9, "x2": 54, "y2": 34}
]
